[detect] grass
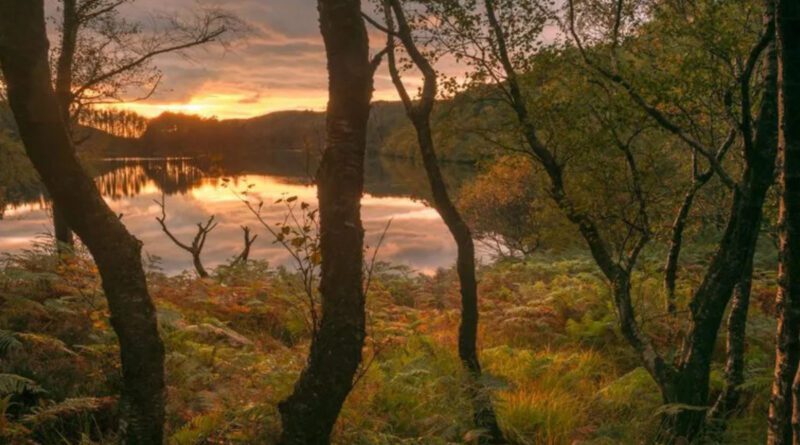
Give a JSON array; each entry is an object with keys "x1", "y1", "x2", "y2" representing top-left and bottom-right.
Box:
[{"x1": 0, "y1": 243, "x2": 778, "y2": 444}]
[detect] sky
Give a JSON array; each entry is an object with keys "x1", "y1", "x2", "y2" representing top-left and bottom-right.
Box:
[{"x1": 57, "y1": 0, "x2": 408, "y2": 119}]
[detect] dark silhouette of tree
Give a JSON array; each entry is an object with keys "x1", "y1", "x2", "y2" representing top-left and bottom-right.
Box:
[
  {"x1": 377, "y1": 1, "x2": 505, "y2": 442},
  {"x1": 81, "y1": 108, "x2": 148, "y2": 138},
  {"x1": 276, "y1": 0, "x2": 379, "y2": 443},
  {"x1": 51, "y1": 0, "x2": 240, "y2": 249},
  {"x1": 232, "y1": 226, "x2": 257, "y2": 265},
  {"x1": 663, "y1": 137, "x2": 735, "y2": 315},
  {"x1": 768, "y1": 0, "x2": 800, "y2": 442},
  {"x1": 0, "y1": 1, "x2": 165, "y2": 442}
]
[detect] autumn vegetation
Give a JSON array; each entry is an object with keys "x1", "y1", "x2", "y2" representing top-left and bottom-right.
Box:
[{"x1": 0, "y1": 0, "x2": 798, "y2": 444}]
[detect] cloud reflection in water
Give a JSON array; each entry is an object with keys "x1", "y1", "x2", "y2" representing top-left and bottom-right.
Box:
[{"x1": 0, "y1": 159, "x2": 460, "y2": 275}]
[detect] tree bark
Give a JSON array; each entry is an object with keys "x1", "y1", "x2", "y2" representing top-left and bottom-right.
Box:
[
  {"x1": 0, "y1": 2, "x2": 166, "y2": 443},
  {"x1": 664, "y1": 162, "x2": 718, "y2": 316},
  {"x1": 670, "y1": 32, "x2": 777, "y2": 441},
  {"x1": 53, "y1": 0, "x2": 79, "y2": 249},
  {"x1": 663, "y1": 184, "x2": 698, "y2": 315},
  {"x1": 418, "y1": 118, "x2": 504, "y2": 443},
  {"x1": 53, "y1": 205, "x2": 75, "y2": 249},
  {"x1": 383, "y1": 1, "x2": 505, "y2": 441},
  {"x1": 706, "y1": 255, "x2": 754, "y2": 436},
  {"x1": 772, "y1": 0, "x2": 800, "y2": 441},
  {"x1": 277, "y1": 1, "x2": 373, "y2": 443}
]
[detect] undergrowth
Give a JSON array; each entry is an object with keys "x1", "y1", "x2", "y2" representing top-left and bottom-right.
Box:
[{"x1": 0, "y1": 243, "x2": 777, "y2": 444}]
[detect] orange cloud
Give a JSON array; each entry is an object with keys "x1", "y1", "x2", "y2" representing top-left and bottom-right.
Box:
[{"x1": 109, "y1": 86, "x2": 404, "y2": 120}]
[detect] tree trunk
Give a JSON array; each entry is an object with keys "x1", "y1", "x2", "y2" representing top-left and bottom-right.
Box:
[
  {"x1": 53, "y1": 204, "x2": 75, "y2": 249},
  {"x1": 53, "y1": 0, "x2": 79, "y2": 249},
  {"x1": 773, "y1": 0, "x2": 800, "y2": 441},
  {"x1": 277, "y1": 1, "x2": 373, "y2": 443},
  {"x1": 668, "y1": 181, "x2": 773, "y2": 439},
  {"x1": 415, "y1": 117, "x2": 505, "y2": 443},
  {"x1": 0, "y1": 2, "x2": 166, "y2": 443},
  {"x1": 663, "y1": 185, "x2": 697, "y2": 315},
  {"x1": 193, "y1": 254, "x2": 209, "y2": 278},
  {"x1": 769, "y1": 19, "x2": 799, "y2": 441},
  {"x1": 664, "y1": 173, "x2": 713, "y2": 315},
  {"x1": 670, "y1": 30, "x2": 777, "y2": 442},
  {"x1": 383, "y1": 1, "x2": 504, "y2": 440},
  {"x1": 703, "y1": 255, "x2": 754, "y2": 441}
]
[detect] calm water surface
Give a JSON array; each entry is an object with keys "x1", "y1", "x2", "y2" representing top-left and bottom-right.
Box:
[{"x1": 0, "y1": 155, "x2": 475, "y2": 275}]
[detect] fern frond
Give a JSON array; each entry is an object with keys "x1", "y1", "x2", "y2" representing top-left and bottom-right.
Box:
[
  {"x1": 0, "y1": 374, "x2": 46, "y2": 397},
  {"x1": 16, "y1": 333, "x2": 77, "y2": 357},
  {"x1": 0, "y1": 330, "x2": 22, "y2": 357},
  {"x1": 170, "y1": 412, "x2": 225, "y2": 445},
  {"x1": 21, "y1": 396, "x2": 115, "y2": 426}
]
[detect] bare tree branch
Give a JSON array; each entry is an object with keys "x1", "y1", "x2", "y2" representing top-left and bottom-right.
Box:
[{"x1": 154, "y1": 195, "x2": 216, "y2": 278}]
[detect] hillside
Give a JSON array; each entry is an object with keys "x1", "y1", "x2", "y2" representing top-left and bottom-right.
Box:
[
  {"x1": 112, "y1": 97, "x2": 496, "y2": 163},
  {"x1": 1, "y1": 96, "x2": 493, "y2": 163},
  {"x1": 127, "y1": 101, "x2": 409, "y2": 160}
]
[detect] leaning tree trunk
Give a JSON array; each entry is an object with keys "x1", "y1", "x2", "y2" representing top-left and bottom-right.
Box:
[
  {"x1": 276, "y1": 1, "x2": 373, "y2": 443},
  {"x1": 664, "y1": 166, "x2": 715, "y2": 316},
  {"x1": 0, "y1": 2, "x2": 166, "y2": 443},
  {"x1": 665, "y1": 168, "x2": 774, "y2": 441},
  {"x1": 52, "y1": 0, "x2": 79, "y2": 250},
  {"x1": 413, "y1": 117, "x2": 505, "y2": 443},
  {"x1": 772, "y1": 0, "x2": 800, "y2": 441},
  {"x1": 382, "y1": 1, "x2": 504, "y2": 440}
]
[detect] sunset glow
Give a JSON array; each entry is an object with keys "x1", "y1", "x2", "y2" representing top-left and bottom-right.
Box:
[
  {"x1": 109, "y1": 91, "x2": 328, "y2": 119},
  {"x1": 108, "y1": 86, "x2": 403, "y2": 119}
]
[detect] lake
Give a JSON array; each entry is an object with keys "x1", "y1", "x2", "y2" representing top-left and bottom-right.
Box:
[{"x1": 0, "y1": 155, "x2": 476, "y2": 275}]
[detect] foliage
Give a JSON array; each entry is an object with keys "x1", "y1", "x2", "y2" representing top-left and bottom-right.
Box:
[
  {"x1": 460, "y1": 155, "x2": 575, "y2": 257},
  {"x1": 0, "y1": 0, "x2": 783, "y2": 443},
  {"x1": 0, "y1": 242, "x2": 779, "y2": 444}
]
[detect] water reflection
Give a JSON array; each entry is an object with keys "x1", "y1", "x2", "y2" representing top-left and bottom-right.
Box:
[
  {"x1": 95, "y1": 158, "x2": 206, "y2": 199},
  {"x1": 0, "y1": 155, "x2": 475, "y2": 275}
]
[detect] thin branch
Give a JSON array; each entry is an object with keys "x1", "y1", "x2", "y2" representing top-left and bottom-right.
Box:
[
  {"x1": 233, "y1": 226, "x2": 258, "y2": 265},
  {"x1": 73, "y1": 24, "x2": 227, "y2": 99},
  {"x1": 361, "y1": 11, "x2": 398, "y2": 36},
  {"x1": 370, "y1": 45, "x2": 390, "y2": 74},
  {"x1": 364, "y1": 218, "x2": 393, "y2": 297},
  {"x1": 738, "y1": 19, "x2": 774, "y2": 157},
  {"x1": 565, "y1": 0, "x2": 738, "y2": 190}
]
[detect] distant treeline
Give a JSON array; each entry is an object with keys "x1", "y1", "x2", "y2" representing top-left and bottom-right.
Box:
[
  {"x1": 1, "y1": 95, "x2": 497, "y2": 163},
  {"x1": 118, "y1": 102, "x2": 409, "y2": 160},
  {"x1": 125, "y1": 95, "x2": 504, "y2": 162}
]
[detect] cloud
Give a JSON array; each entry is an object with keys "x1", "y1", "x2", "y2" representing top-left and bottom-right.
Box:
[
  {"x1": 88, "y1": 0, "x2": 336, "y2": 117},
  {"x1": 42, "y1": 0, "x2": 467, "y2": 119}
]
